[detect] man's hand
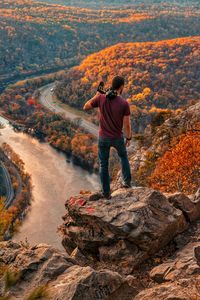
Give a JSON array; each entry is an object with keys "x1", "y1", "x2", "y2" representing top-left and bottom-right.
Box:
[
  {"x1": 123, "y1": 115, "x2": 132, "y2": 146},
  {"x1": 125, "y1": 138, "x2": 131, "y2": 147}
]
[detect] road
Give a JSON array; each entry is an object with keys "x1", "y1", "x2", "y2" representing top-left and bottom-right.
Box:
[
  {"x1": 39, "y1": 83, "x2": 98, "y2": 137},
  {"x1": 0, "y1": 162, "x2": 14, "y2": 209},
  {"x1": 38, "y1": 83, "x2": 136, "y2": 154}
]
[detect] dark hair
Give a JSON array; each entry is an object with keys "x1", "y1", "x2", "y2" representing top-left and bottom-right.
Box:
[{"x1": 111, "y1": 76, "x2": 125, "y2": 90}]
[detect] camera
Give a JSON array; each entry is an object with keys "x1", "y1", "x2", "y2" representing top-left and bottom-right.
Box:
[
  {"x1": 97, "y1": 81, "x2": 106, "y2": 94},
  {"x1": 97, "y1": 81, "x2": 117, "y2": 100}
]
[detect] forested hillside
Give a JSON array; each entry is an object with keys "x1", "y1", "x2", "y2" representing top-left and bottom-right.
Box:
[
  {"x1": 0, "y1": 76, "x2": 99, "y2": 170},
  {"x1": 130, "y1": 101, "x2": 200, "y2": 194},
  {"x1": 1, "y1": 0, "x2": 200, "y2": 81},
  {"x1": 39, "y1": 0, "x2": 199, "y2": 7},
  {"x1": 55, "y1": 36, "x2": 200, "y2": 131}
]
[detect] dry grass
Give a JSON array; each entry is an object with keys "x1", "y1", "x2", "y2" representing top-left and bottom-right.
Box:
[
  {"x1": 4, "y1": 268, "x2": 21, "y2": 291},
  {"x1": 26, "y1": 286, "x2": 48, "y2": 300}
]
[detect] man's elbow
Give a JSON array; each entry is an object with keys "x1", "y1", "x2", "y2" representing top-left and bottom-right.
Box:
[
  {"x1": 83, "y1": 103, "x2": 89, "y2": 111},
  {"x1": 83, "y1": 103, "x2": 92, "y2": 111}
]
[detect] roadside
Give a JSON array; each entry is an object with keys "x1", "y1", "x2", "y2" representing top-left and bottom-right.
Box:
[
  {"x1": 38, "y1": 83, "x2": 98, "y2": 137},
  {"x1": 0, "y1": 162, "x2": 14, "y2": 208},
  {"x1": 38, "y1": 82, "x2": 137, "y2": 173},
  {"x1": 0, "y1": 144, "x2": 32, "y2": 240}
]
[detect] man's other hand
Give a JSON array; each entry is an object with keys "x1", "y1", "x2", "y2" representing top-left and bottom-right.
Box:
[{"x1": 125, "y1": 139, "x2": 131, "y2": 147}]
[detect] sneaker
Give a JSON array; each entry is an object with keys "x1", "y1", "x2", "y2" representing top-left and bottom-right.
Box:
[
  {"x1": 89, "y1": 192, "x2": 111, "y2": 201},
  {"x1": 104, "y1": 193, "x2": 112, "y2": 200}
]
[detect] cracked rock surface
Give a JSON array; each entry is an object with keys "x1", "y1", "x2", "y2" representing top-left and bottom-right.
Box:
[{"x1": 61, "y1": 187, "x2": 191, "y2": 274}]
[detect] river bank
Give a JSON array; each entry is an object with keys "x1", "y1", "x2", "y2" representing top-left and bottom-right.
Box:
[
  {"x1": 0, "y1": 116, "x2": 99, "y2": 249},
  {"x1": 0, "y1": 143, "x2": 32, "y2": 240},
  {"x1": 0, "y1": 77, "x2": 99, "y2": 171}
]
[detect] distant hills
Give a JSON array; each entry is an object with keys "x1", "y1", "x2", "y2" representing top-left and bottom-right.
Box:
[
  {"x1": 38, "y1": 0, "x2": 200, "y2": 7},
  {"x1": 1, "y1": 0, "x2": 200, "y2": 81},
  {"x1": 55, "y1": 36, "x2": 200, "y2": 110},
  {"x1": 55, "y1": 36, "x2": 200, "y2": 131}
]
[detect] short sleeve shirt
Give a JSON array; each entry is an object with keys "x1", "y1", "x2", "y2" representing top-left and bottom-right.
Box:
[{"x1": 91, "y1": 94, "x2": 130, "y2": 138}]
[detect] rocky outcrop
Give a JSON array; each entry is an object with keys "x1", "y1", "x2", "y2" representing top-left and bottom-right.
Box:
[
  {"x1": 1, "y1": 187, "x2": 200, "y2": 299},
  {"x1": 127, "y1": 101, "x2": 200, "y2": 186},
  {"x1": 0, "y1": 241, "x2": 136, "y2": 300},
  {"x1": 146, "y1": 101, "x2": 200, "y2": 156},
  {"x1": 61, "y1": 187, "x2": 195, "y2": 274},
  {"x1": 135, "y1": 242, "x2": 200, "y2": 299}
]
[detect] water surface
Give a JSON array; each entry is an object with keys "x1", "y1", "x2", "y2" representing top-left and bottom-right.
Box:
[{"x1": 0, "y1": 118, "x2": 99, "y2": 249}]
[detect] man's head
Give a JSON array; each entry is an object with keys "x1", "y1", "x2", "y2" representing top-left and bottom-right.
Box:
[{"x1": 111, "y1": 76, "x2": 125, "y2": 94}]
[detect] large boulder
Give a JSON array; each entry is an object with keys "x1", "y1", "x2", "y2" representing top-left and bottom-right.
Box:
[
  {"x1": 48, "y1": 265, "x2": 135, "y2": 300},
  {"x1": 0, "y1": 241, "x2": 135, "y2": 300},
  {"x1": 61, "y1": 187, "x2": 188, "y2": 274}
]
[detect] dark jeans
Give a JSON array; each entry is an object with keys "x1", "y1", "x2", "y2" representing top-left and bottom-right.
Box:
[{"x1": 98, "y1": 137, "x2": 131, "y2": 195}]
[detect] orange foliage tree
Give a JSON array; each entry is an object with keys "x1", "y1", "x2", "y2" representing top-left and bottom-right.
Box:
[
  {"x1": 149, "y1": 132, "x2": 200, "y2": 194},
  {"x1": 71, "y1": 133, "x2": 98, "y2": 170},
  {"x1": 0, "y1": 198, "x2": 17, "y2": 241}
]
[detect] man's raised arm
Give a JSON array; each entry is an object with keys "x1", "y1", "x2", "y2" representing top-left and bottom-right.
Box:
[{"x1": 83, "y1": 92, "x2": 100, "y2": 111}]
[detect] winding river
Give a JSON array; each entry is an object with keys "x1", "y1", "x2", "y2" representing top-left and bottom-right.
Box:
[{"x1": 0, "y1": 116, "x2": 99, "y2": 249}]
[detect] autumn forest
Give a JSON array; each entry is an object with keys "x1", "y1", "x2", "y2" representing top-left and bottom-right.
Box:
[
  {"x1": 1, "y1": 0, "x2": 200, "y2": 82},
  {"x1": 55, "y1": 37, "x2": 200, "y2": 132}
]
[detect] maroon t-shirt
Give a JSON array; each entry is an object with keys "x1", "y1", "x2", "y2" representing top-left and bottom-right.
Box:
[{"x1": 91, "y1": 94, "x2": 130, "y2": 138}]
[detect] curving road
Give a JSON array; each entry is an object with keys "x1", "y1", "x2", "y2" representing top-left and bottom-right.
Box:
[
  {"x1": 39, "y1": 83, "x2": 98, "y2": 137},
  {"x1": 38, "y1": 83, "x2": 136, "y2": 153},
  {"x1": 0, "y1": 162, "x2": 14, "y2": 209}
]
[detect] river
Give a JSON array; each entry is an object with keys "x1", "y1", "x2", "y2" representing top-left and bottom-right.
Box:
[{"x1": 0, "y1": 116, "x2": 100, "y2": 249}]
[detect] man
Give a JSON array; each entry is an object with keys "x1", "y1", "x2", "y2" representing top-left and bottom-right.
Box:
[{"x1": 83, "y1": 76, "x2": 132, "y2": 199}]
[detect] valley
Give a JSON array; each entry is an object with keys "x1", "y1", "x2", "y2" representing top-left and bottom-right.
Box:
[
  {"x1": 38, "y1": 0, "x2": 200, "y2": 7},
  {"x1": 1, "y1": 0, "x2": 200, "y2": 82},
  {"x1": 55, "y1": 36, "x2": 200, "y2": 132},
  {"x1": 0, "y1": 0, "x2": 199, "y2": 299},
  {"x1": 0, "y1": 116, "x2": 99, "y2": 248}
]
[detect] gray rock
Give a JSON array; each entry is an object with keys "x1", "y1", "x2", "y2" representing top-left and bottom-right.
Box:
[
  {"x1": 62, "y1": 187, "x2": 187, "y2": 274},
  {"x1": 36, "y1": 253, "x2": 74, "y2": 283},
  {"x1": 0, "y1": 241, "x2": 135, "y2": 300},
  {"x1": 134, "y1": 277, "x2": 200, "y2": 300},
  {"x1": 150, "y1": 242, "x2": 200, "y2": 283},
  {"x1": 194, "y1": 245, "x2": 200, "y2": 264},
  {"x1": 70, "y1": 247, "x2": 90, "y2": 266},
  {"x1": 48, "y1": 265, "x2": 133, "y2": 300},
  {"x1": 166, "y1": 192, "x2": 200, "y2": 222}
]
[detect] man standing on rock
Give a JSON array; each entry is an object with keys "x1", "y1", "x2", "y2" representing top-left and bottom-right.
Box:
[{"x1": 83, "y1": 76, "x2": 132, "y2": 200}]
